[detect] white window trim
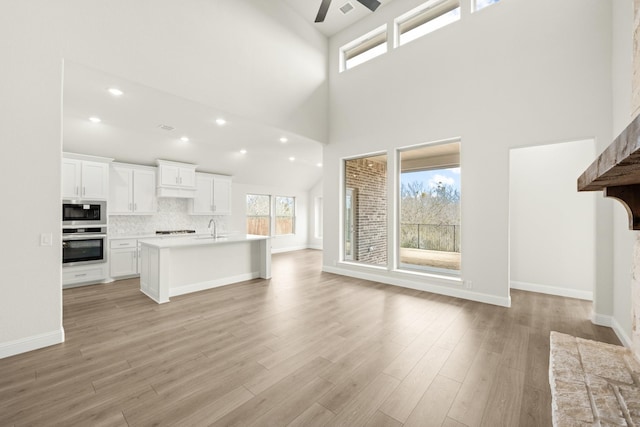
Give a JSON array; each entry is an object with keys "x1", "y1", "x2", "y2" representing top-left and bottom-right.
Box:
[
  {"x1": 393, "y1": 0, "x2": 460, "y2": 48},
  {"x1": 339, "y1": 24, "x2": 388, "y2": 73},
  {"x1": 274, "y1": 195, "x2": 296, "y2": 236}
]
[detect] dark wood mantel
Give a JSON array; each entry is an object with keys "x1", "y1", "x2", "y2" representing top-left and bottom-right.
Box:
[{"x1": 578, "y1": 114, "x2": 640, "y2": 230}]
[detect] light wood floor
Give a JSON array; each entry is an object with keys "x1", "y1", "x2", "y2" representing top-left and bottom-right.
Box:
[{"x1": 0, "y1": 250, "x2": 620, "y2": 426}]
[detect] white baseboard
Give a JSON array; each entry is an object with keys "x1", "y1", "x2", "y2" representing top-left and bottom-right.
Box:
[
  {"x1": 307, "y1": 244, "x2": 323, "y2": 250},
  {"x1": 591, "y1": 311, "x2": 632, "y2": 348},
  {"x1": 169, "y1": 272, "x2": 259, "y2": 297},
  {"x1": 510, "y1": 281, "x2": 593, "y2": 301},
  {"x1": 323, "y1": 265, "x2": 511, "y2": 307},
  {"x1": 0, "y1": 328, "x2": 65, "y2": 359}
]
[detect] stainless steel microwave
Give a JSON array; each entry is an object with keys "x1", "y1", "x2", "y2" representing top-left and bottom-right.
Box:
[{"x1": 62, "y1": 200, "x2": 107, "y2": 226}]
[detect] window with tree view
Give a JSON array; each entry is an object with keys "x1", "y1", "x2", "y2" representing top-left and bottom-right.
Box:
[
  {"x1": 246, "y1": 194, "x2": 270, "y2": 236},
  {"x1": 399, "y1": 141, "x2": 460, "y2": 274},
  {"x1": 275, "y1": 196, "x2": 295, "y2": 235}
]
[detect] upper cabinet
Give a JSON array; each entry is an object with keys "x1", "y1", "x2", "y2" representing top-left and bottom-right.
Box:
[
  {"x1": 156, "y1": 160, "x2": 197, "y2": 198},
  {"x1": 110, "y1": 163, "x2": 157, "y2": 215},
  {"x1": 62, "y1": 154, "x2": 112, "y2": 200},
  {"x1": 190, "y1": 173, "x2": 232, "y2": 215}
]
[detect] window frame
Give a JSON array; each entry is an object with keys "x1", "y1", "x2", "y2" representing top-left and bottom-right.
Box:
[
  {"x1": 246, "y1": 194, "x2": 271, "y2": 237},
  {"x1": 339, "y1": 24, "x2": 388, "y2": 72},
  {"x1": 396, "y1": 139, "x2": 462, "y2": 277},
  {"x1": 340, "y1": 151, "x2": 389, "y2": 267},
  {"x1": 274, "y1": 195, "x2": 296, "y2": 236},
  {"x1": 393, "y1": 0, "x2": 460, "y2": 48}
]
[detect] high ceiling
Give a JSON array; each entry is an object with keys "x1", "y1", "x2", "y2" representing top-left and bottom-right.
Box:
[
  {"x1": 283, "y1": 0, "x2": 399, "y2": 37},
  {"x1": 62, "y1": 62, "x2": 323, "y2": 191}
]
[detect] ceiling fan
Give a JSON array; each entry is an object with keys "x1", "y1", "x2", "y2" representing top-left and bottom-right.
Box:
[{"x1": 315, "y1": 0, "x2": 382, "y2": 23}]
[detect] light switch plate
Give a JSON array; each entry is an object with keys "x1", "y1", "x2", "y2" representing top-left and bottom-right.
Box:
[{"x1": 40, "y1": 233, "x2": 52, "y2": 246}]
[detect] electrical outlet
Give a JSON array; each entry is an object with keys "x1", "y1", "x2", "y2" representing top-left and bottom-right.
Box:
[{"x1": 464, "y1": 280, "x2": 473, "y2": 289}]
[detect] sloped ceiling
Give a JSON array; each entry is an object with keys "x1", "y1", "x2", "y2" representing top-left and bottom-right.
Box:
[{"x1": 63, "y1": 62, "x2": 323, "y2": 191}]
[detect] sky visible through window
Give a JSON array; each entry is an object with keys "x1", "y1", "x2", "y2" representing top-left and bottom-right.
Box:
[
  {"x1": 475, "y1": 0, "x2": 499, "y2": 12},
  {"x1": 401, "y1": 167, "x2": 461, "y2": 193}
]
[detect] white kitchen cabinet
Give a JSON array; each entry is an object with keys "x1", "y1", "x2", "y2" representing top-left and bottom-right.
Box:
[
  {"x1": 110, "y1": 163, "x2": 157, "y2": 215},
  {"x1": 62, "y1": 263, "x2": 108, "y2": 288},
  {"x1": 156, "y1": 160, "x2": 197, "y2": 198},
  {"x1": 190, "y1": 173, "x2": 232, "y2": 215},
  {"x1": 109, "y1": 239, "x2": 139, "y2": 278},
  {"x1": 62, "y1": 154, "x2": 111, "y2": 200}
]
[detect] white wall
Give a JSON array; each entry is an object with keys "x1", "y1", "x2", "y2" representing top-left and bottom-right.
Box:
[
  {"x1": 509, "y1": 140, "x2": 596, "y2": 300},
  {"x1": 308, "y1": 179, "x2": 324, "y2": 250},
  {"x1": 611, "y1": 0, "x2": 636, "y2": 346},
  {"x1": 0, "y1": 0, "x2": 327, "y2": 358},
  {"x1": 324, "y1": 0, "x2": 613, "y2": 307},
  {"x1": 230, "y1": 183, "x2": 310, "y2": 253}
]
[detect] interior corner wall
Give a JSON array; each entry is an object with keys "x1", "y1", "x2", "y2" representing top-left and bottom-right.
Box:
[
  {"x1": 611, "y1": 0, "x2": 636, "y2": 345},
  {"x1": 324, "y1": 0, "x2": 613, "y2": 306},
  {"x1": 0, "y1": 0, "x2": 328, "y2": 357},
  {"x1": 509, "y1": 140, "x2": 597, "y2": 301}
]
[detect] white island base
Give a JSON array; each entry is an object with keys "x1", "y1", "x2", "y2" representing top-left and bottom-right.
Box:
[{"x1": 139, "y1": 235, "x2": 271, "y2": 304}]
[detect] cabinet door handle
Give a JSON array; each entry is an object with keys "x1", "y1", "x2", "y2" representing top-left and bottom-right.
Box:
[
  {"x1": 213, "y1": 205, "x2": 216, "y2": 212},
  {"x1": 82, "y1": 186, "x2": 86, "y2": 196},
  {"x1": 134, "y1": 203, "x2": 137, "y2": 211},
  {"x1": 75, "y1": 186, "x2": 79, "y2": 195},
  {"x1": 75, "y1": 273, "x2": 87, "y2": 278}
]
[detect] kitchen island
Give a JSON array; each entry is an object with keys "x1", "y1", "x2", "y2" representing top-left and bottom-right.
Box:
[{"x1": 138, "y1": 234, "x2": 270, "y2": 303}]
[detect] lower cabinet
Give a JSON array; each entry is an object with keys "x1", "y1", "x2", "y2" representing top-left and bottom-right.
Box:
[
  {"x1": 109, "y1": 239, "x2": 139, "y2": 278},
  {"x1": 63, "y1": 264, "x2": 109, "y2": 288}
]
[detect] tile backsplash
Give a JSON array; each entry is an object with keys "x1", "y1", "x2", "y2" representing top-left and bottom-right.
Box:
[{"x1": 109, "y1": 198, "x2": 230, "y2": 236}]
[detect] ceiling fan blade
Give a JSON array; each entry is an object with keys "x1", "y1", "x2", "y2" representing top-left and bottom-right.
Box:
[
  {"x1": 315, "y1": 0, "x2": 332, "y2": 23},
  {"x1": 356, "y1": 0, "x2": 381, "y2": 12}
]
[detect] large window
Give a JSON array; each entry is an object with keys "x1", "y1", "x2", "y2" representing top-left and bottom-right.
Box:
[
  {"x1": 343, "y1": 154, "x2": 388, "y2": 266},
  {"x1": 275, "y1": 196, "x2": 295, "y2": 235},
  {"x1": 395, "y1": 0, "x2": 460, "y2": 47},
  {"x1": 246, "y1": 194, "x2": 270, "y2": 236},
  {"x1": 399, "y1": 141, "x2": 460, "y2": 275}
]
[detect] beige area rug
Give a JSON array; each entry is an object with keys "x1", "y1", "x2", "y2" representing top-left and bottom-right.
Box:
[
  {"x1": 549, "y1": 331, "x2": 640, "y2": 426},
  {"x1": 399, "y1": 248, "x2": 461, "y2": 270}
]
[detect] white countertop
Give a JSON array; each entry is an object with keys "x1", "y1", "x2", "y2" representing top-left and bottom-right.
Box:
[{"x1": 138, "y1": 234, "x2": 268, "y2": 249}]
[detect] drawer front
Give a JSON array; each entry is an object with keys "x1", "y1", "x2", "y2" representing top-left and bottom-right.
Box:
[
  {"x1": 110, "y1": 238, "x2": 137, "y2": 249},
  {"x1": 63, "y1": 265, "x2": 107, "y2": 285}
]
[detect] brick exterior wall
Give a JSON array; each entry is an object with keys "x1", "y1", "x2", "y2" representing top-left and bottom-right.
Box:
[{"x1": 345, "y1": 157, "x2": 387, "y2": 265}]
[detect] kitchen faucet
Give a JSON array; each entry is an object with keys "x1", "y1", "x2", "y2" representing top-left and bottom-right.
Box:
[{"x1": 208, "y1": 218, "x2": 217, "y2": 238}]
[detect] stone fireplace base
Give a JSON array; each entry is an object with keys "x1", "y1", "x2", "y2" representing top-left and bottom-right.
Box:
[{"x1": 549, "y1": 332, "x2": 640, "y2": 426}]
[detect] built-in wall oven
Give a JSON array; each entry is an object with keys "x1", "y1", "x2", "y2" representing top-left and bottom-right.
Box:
[
  {"x1": 62, "y1": 200, "x2": 106, "y2": 226},
  {"x1": 62, "y1": 226, "x2": 107, "y2": 266}
]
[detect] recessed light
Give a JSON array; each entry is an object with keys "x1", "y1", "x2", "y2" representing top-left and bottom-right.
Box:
[
  {"x1": 180, "y1": 136, "x2": 189, "y2": 142},
  {"x1": 89, "y1": 117, "x2": 101, "y2": 123},
  {"x1": 216, "y1": 118, "x2": 227, "y2": 126},
  {"x1": 289, "y1": 156, "x2": 295, "y2": 161},
  {"x1": 280, "y1": 137, "x2": 288, "y2": 143},
  {"x1": 317, "y1": 163, "x2": 323, "y2": 167},
  {"x1": 240, "y1": 149, "x2": 247, "y2": 154},
  {"x1": 108, "y1": 88, "x2": 123, "y2": 96}
]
